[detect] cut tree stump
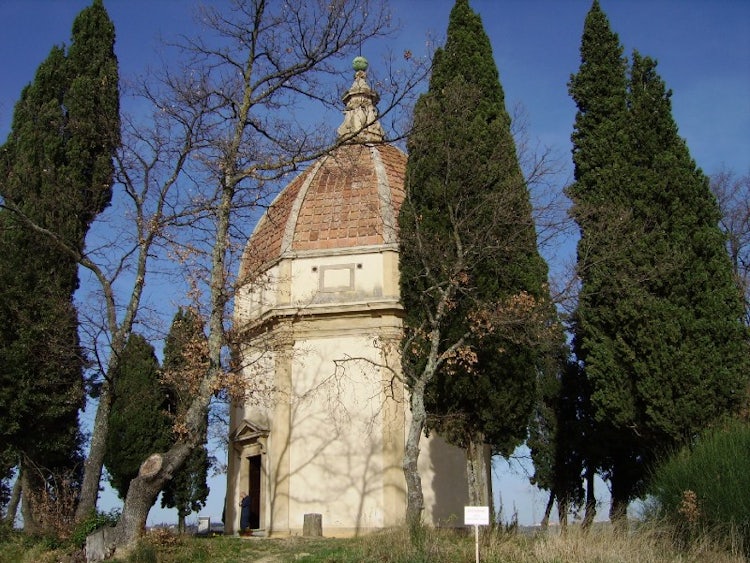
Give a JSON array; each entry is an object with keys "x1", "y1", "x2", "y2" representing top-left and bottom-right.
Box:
[
  {"x1": 138, "y1": 454, "x2": 162, "y2": 479},
  {"x1": 303, "y1": 513, "x2": 322, "y2": 536}
]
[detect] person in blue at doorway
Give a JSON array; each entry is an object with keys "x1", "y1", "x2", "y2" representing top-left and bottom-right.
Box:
[{"x1": 240, "y1": 493, "x2": 253, "y2": 536}]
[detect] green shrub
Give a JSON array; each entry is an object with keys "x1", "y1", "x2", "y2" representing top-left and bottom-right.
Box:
[
  {"x1": 69, "y1": 508, "x2": 120, "y2": 548},
  {"x1": 647, "y1": 420, "x2": 750, "y2": 555}
]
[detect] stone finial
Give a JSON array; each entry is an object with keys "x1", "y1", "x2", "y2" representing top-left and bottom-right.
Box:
[{"x1": 337, "y1": 56, "x2": 385, "y2": 143}]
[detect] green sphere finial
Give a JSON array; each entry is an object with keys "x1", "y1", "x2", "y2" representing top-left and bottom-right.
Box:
[{"x1": 352, "y1": 56, "x2": 368, "y2": 72}]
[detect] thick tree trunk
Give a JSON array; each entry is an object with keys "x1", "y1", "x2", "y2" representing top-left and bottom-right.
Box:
[
  {"x1": 100, "y1": 379, "x2": 212, "y2": 555},
  {"x1": 581, "y1": 467, "x2": 596, "y2": 530},
  {"x1": 404, "y1": 380, "x2": 426, "y2": 528},
  {"x1": 465, "y1": 433, "x2": 491, "y2": 509},
  {"x1": 76, "y1": 383, "x2": 113, "y2": 521},
  {"x1": 4, "y1": 466, "x2": 22, "y2": 526},
  {"x1": 609, "y1": 497, "x2": 628, "y2": 530},
  {"x1": 112, "y1": 473, "x2": 163, "y2": 548},
  {"x1": 540, "y1": 489, "x2": 554, "y2": 530},
  {"x1": 98, "y1": 444, "x2": 194, "y2": 557}
]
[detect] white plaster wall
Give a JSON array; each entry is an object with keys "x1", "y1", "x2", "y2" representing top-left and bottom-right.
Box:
[
  {"x1": 226, "y1": 346, "x2": 277, "y2": 535},
  {"x1": 290, "y1": 251, "x2": 386, "y2": 306},
  {"x1": 236, "y1": 263, "x2": 281, "y2": 323},
  {"x1": 287, "y1": 334, "x2": 388, "y2": 530},
  {"x1": 231, "y1": 243, "x2": 467, "y2": 535},
  {"x1": 234, "y1": 346, "x2": 276, "y2": 427}
]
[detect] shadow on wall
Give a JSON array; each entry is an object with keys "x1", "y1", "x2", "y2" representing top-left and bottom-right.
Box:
[{"x1": 268, "y1": 344, "x2": 396, "y2": 534}]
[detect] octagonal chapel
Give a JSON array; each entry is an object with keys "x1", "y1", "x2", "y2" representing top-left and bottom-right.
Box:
[{"x1": 225, "y1": 60, "x2": 469, "y2": 537}]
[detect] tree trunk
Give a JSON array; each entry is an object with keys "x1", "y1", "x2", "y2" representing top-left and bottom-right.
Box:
[
  {"x1": 99, "y1": 444, "x2": 193, "y2": 556},
  {"x1": 178, "y1": 513, "x2": 186, "y2": 534},
  {"x1": 540, "y1": 489, "x2": 554, "y2": 530},
  {"x1": 581, "y1": 467, "x2": 596, "y2": 530},
  {"x1": 98, "y1": 376, "x2": 212, "y2": 555},
  {"x1": 4, "y1": 466, "x2": 22, "y2": 526},
  {"x1": 557, "y1": 495, "x2": 569, "y2": 534},
  {"x1": 609, "y1": 496, "x2": 628, "y2": 530},
  {"x1": 403, "y1": 380, "x2": 426, "y2": 529},
  {"x1": 76, "y1": 380, "x2": 113, "y2": 521},
  {"x1": 402, "y1": 291, "x2": 456, "y2": 535},
  {"x1": 608, "y1": 466, "x2": 629, "y2": 532},
  {"x1": 465, "y1": 433, "x2": 491, "y2": 508},
  {"x1": 20, "y1": 465, "x2": 40, "y2": 535}
]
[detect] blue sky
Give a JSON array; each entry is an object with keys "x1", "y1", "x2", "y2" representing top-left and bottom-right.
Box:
[
  {"x1": 1, "y1": 0, "x2": 748, "y2": 527},
  {"x1": 3, "y1": 0, "x2": 748, "y2": 176}
]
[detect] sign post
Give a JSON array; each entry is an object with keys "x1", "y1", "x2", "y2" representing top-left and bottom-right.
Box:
[{"x1": 464, "y1": 506, "x2": 490, "y2": 563}]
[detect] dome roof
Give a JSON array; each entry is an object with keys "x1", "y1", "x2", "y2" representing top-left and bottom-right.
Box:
[{"x1": 241, "y1": 64, "x2": 406, "y2": 279}]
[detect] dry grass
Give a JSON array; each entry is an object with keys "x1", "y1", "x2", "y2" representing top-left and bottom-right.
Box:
[
  {"x1": 347, "y1": 521, "x2": 746, "y2": 563},
  {"x1": 514, "y1": 524, "x2": 744, "y2": 563},
  {"x1": 1, "y1": 521, "x2": 745, "y2": 562}
]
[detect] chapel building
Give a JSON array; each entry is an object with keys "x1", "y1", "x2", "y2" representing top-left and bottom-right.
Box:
[{"x1": 225, "y1": 58, "x2": 470, "y2": 537}]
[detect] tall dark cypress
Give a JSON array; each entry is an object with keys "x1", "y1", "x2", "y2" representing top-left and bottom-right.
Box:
[
  {"x1": 399, "y1": 0, "x2": 556, "y2": 508},
  {"x1": 0, "y1": 0, "x2": 119, "y2": 529},
  {"x1": 104, "y1": 334, "x2": 172, "y2": 500},
  {"x1": 160, "y1": 308, "x2": 210, "y2": 534},
  {"x1": 569, "y1": 1, "x2": 749, "y2": 524},
  {"x1": 528, "y1": 357, "x2": 586, "y2": 530},
  {"x1": 567, "y1": 0, "x2": 629, "y2": 222},
  {"x1": 621, "y1": 52, "x2": 747, "y2": 443},
  {"x1": 566, "y1": 0, "x2": 631, "y2": 526}
]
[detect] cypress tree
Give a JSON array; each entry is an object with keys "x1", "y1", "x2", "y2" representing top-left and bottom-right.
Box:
[
  {"x1": 104, "y1": 334, "x2": 172, "y2": 499},
  {"x1": 160, "y1": 446, "x2": 210, "y2": 534},
  {"x1": 160, "y1": 308, "x2": 210, "y2": 533},
  {"x1": 620, "y1": 51, "x2": 747, "y2": 443},
  {"x1": 569, "y1": 1, "x2": 749, "y2": 523},
  {"x1": 0, "y1": 44, "x2": 85, "y2": 484},
  {"x1": 0, "y1": 0, "x2": 119, "y2": 529},
  {"x1": 567, "y1": 0, "x2": 631, "y2": 526},
  {"x1": 399, "y1": 0, "x2": 556, "y2": 509},
  {"x1": 567, "y1": 0, "x2": 629, "y2": 254},
  {"x1": 528, "y1": 358, "x2": 586, "y2": 530}
]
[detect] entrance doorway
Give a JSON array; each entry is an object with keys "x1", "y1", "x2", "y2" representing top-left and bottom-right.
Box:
[{"x1": 247, "y1": 455, "x2": 261, "y2": 529}]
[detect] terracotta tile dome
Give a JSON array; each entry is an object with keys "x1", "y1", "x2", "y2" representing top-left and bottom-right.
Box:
[{"x1": 240, "y1": 62, "x2": 406, "y2": 280}]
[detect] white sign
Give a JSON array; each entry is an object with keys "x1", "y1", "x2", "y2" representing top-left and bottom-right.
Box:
[
  {"x1": 197, "y1": 516, "x2": 210, "y2": 535},
  {"x1": 464, "y1": 505, "x2": 490, "y2": 526}
]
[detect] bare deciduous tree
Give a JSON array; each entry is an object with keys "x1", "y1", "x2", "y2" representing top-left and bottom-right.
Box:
[
  {"x1": 71, "y1": 0, "x2": 426, "y2": 553},
  {"x1": 711, "y1": 168, "x2": 750, "y2": 325}
]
